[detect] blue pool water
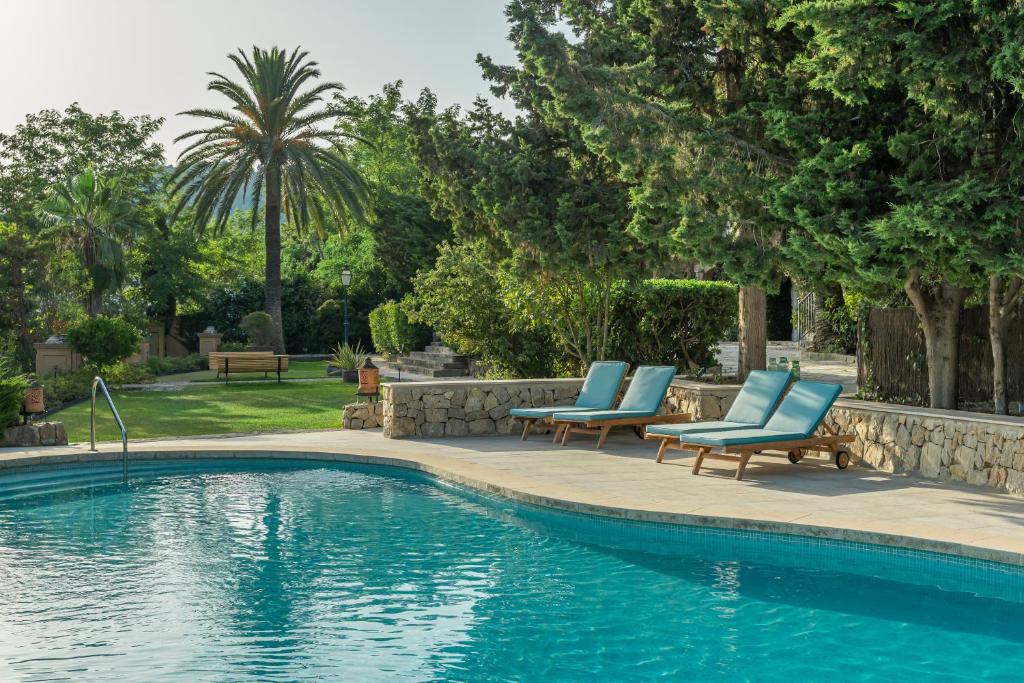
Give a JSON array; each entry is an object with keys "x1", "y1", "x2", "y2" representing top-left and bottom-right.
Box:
[{"x1": 0, "y1": 459, "x2": 1023, "y2": 682}]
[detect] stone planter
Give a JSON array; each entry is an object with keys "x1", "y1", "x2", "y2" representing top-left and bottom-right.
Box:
[{"x1": 342, "y1": 370, "x2": 359, "y2": 383}]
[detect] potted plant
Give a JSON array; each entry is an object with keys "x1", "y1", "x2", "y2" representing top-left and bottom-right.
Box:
[{"x1": 329, "y1": 341, "x2": 369, "y2": 382}]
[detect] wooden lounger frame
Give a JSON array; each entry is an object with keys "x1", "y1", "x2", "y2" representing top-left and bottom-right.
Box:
[
  {"x1": 678, "y1": 422, "x2": 854, "y2": 481},
  {"x1": 554, "y1": 402, "x2": 693, "y2": 449},
  {"x1": 512, "y1": 367, "x2": 631, "y2": 442}
]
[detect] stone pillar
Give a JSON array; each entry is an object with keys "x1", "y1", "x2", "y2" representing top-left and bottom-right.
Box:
[
  {"x1": 34, "y1": 340, "x2": 81, "y2": 377},
  {"x1": 198, "y1": 332, "x2": 223, "y2": 356}
]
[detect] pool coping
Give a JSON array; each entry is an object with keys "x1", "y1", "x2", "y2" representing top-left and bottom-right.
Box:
[{"x1": 2, "y1": 436, "x2": 1022, "y2": 568}]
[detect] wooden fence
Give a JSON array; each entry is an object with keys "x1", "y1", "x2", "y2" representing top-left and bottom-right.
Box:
[{"x1": 862, "y1": 306, "x2": 1024, "y2": 406}]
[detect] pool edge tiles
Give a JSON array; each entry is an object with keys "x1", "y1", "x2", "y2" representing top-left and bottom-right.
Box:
[{"x1": 0, "y1": 445, "x2": 1022, "y2": 570}]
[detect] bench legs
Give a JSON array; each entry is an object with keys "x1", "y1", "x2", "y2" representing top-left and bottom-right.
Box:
[{"x1": 596, "y1": 425, "x2": 612, "y2": 449}]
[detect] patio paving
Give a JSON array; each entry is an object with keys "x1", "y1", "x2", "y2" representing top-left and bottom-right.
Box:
[{"x1": 2, "y1": 428, "x2": 1022, "y2": 565}]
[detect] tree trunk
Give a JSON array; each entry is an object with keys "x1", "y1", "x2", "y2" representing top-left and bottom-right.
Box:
[
  {"x1": 989, "y1": 275, "x2": 1022, "y2": 415},
  {"x1": 904, "y1": 270, "x2": 968, "y2": 410},
  {"x1": 264, "y1": 164, "x2": 287, "y2": 354},
  {"x1": 738, "y1": 286, "x2": 767, "y2": 380},
  {"x1": 82, "y1": 238, "x2": 102, "y2": 317},
  {"x1": 86, "y1": 289, "x2": 103, "y2": 317}
]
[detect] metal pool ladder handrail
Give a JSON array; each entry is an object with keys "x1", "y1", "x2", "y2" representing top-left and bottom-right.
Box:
[{"x1": 89, "y1": 376, "x2": 128, "y2": 483}]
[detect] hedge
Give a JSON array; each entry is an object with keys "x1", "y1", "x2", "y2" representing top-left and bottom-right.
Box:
[
  {"x1": 609, "y1": 279, "x2": 737, "y2": 370},
  {"x1": 368, "y1": 300, "x2": 431, "y2": 355}
]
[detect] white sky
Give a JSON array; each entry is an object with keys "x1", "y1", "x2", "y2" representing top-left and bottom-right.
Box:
[{"x1": 0, "y1": 0, "x2": 520, "y2": 160}]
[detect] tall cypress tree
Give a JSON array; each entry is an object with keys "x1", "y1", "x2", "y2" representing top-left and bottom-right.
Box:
[
  {"x1": 774, "y1": 0, "x2": 1024, "y2": 409},
  {"x1": 512, "y1": 0, "x2": 804, "y2": 379}
]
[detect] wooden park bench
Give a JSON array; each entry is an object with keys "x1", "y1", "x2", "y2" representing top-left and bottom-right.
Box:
[{"x1": 208, "y1": 351, "x2": 290, "y2": 382}]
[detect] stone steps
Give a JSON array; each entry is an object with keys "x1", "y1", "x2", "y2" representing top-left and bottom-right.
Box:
[{"x1": 387, "y1": 343, "x2": 471, "y2": 378}]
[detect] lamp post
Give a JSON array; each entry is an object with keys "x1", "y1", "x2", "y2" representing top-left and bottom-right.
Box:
[{"x1": 341, "y1": 265, "x2": 352, "y2": 347}]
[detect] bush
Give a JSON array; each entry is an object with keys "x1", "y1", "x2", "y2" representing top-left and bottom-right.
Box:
[
  {"x1": 144, "y1": 353, "x2": 208, "y2": 377},
  {"x1": 218, "y1": 341, "x2": 248, "y2": 352},
  {"x1": 239, "y1": 312, "x2": 275, "y2": 349},
  {"x1": 407, "y1": 241, "x2": 557, "y2": 377},
  {"x1": 40, "y1": 369, "x2": 93, "y2": 409},
  {"x1": 609, "y1": 279, "x2": 737, "y2": 370},
  {"x1": 369, "y1": 300, "x2": 431, "y2": 355},
  {"x1": 0, "y1": 374, "x2": 30, "y2": 428},
  {"x1": 812, "y1": 292, "x2": 859, "y2": 354},
  {"x1": 66, "y1": 316, "x2": 142, "y2": 369}
]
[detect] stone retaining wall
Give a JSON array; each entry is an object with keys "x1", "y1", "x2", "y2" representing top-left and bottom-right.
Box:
[
  {"x1": 377, "y1": 376, "x2": 1024, "y2": 497},
  {"x1": 666, "y1": 380, "x2": 741, "y2": 421},
  {"x1": 382, "y1": 379, "x2": 584, "y2": 438},
  {"x1": 829, "y1": 400, "x2": 1024, "y2": 496},
  {"x1": 342, "y1": 401, "x2": 384, "y2": 430},
  {"x1": 3, "y1": 422, "x2": 68, "y2": 447}
]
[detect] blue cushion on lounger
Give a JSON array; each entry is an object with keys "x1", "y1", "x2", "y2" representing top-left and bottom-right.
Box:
[
  {"x1": 723, "y1": 370, "x2": 791, "y2": 426},
  {"x1": 616, "y1": 366, "x2": 677, "y2": 415},
  {"x1": 679, "y1": 428, "x2": 809, "y2": 447},
  {"x1": 644, "y1": 371, "x2": 790, "y2": 438},
  {"x1": 576, "y1": 361, "x2": 630, "y2": 409},
  {"x1": 645, "y1": 421, "x2": 760, "y2": 438},
  {"x1": 762, "y1": 380, "x2": 842, "y2": 438},
  {"x1": 509, "y1": 406, "x2": 593, "y2": 419},
  {"x1": 510, "y1": 361, "x2": 628, "y2": 419},
  {"x1": 550, "y1": 409, "x2": 654, "y2": 423}
]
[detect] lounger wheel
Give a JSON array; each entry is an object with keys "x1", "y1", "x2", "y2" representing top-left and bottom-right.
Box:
[
  {"x1": 787, "y1": 449, "x2": 804, "y2": 464},
  {"x1": 834, "y1": 448, "x2": 851, "y2": 470}
]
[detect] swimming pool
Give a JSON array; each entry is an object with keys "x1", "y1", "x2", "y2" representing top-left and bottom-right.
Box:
[{"x1": 0, "y1": 459, "x2": 1022, "y2": 681}]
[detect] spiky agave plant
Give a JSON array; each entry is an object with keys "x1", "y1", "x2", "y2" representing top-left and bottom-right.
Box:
[
  {"x1": 36, "y1": 167, "x2": 142, "y2": 316},
  {"x1": 170, "y1": 46, "x2": 369, "y2": 353}
]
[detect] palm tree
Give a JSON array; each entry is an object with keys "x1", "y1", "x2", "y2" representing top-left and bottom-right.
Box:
[
  {"x1": 36, "y1": 167, "x2": 141, "y2": 316},
  {"x1": 170, "y1": 46, "x2": 369, "y2": 353}
]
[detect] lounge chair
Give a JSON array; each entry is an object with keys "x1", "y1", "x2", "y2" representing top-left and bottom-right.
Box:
[
  {"x1": 510, "y1": 361, "x2": 630, "y2": 441},
  {"x1": 552, "y1": 365, "x2": 688, "y2": 448},
  {"x1": 679, "y1": 380, "x2": 853, "y2": 480},
  {"x1": 644, "y1": 370, "x2": 791, "y2": 463}
]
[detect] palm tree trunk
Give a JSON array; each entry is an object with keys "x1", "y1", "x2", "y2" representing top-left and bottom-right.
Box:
[
  {"x1": 83, "y1": 239, "x2": 102, "y2": 317},
  {"x1": 264, "y1": 164, "x2": 287, "y2": 354}
]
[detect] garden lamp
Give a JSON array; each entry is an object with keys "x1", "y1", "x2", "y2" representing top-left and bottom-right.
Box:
[{"x1": 341, "y1": 265, "x2": 352, "y2": 346}]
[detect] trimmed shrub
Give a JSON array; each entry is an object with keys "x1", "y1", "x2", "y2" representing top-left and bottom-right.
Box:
[
  {"x1": 239, "y1": 312, "x2": 275, "y2": 349},
  {"x1": 609, "y1": 279, "x2": 737, "y2": 370},
  {"x1": 143, "y1": 353, "x2": 208, "y2": 376},
  {"x1": 66, "y1": 316, "x2": 142, "y2": 369},
  {"x1": 369, "y1": 300, "x2": 431, "y2": 355}
]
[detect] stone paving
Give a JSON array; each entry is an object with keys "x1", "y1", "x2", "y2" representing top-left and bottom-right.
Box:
[{"x1": 3, "y1": 428, "x2": 1022, "y2": 565}]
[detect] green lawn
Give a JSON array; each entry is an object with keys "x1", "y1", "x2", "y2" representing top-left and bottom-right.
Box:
[
  {"x1": 53, "y1": 380, "x2": 361, "y2": 442},
  {"x1": 160, "y1": 360, "x2": 334, "y2": 383}
]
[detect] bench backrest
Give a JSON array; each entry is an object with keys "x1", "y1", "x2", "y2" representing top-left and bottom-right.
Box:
[
  {"x1": 212, "y1": 354, "x2": 289, "y2": 372},
  {"x1": 208, "y1": 351, "x2": 274, "y2": 370}
]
